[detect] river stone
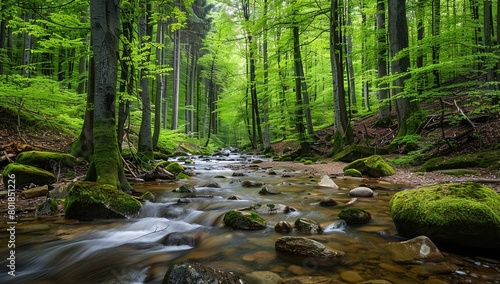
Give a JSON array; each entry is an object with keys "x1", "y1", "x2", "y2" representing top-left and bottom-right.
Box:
[
  {"x1": 16, "y1": 150, "x2": 78, "y2": 170},
  {"x1": 2, "y1": 163, "x2": 56, "y2": 189},
  {"x1": 36, "y1": 198, "x2": 58, "y2": 215},
  {"x1": 20, "y1": 185, "x2": 49, "y2": 198},
  {"x1": 409, "y1": 262, "x2": 459, "y2": 277},
  {"x1": 242, "y1": 180, "x2": 264, "y2": 187},
  {"x1": 340, "y1": 270, "x2": 364, "y2": 283},
  {"x1": 223, "y1": 210, "x2": 267, "y2": 230},
  {"x1": 389, "y1": 182, "x2": 500, "y2": 248},
  {"x1": 173, "y1": 184, "x2": 196, "y2": 193},
  {"x1": 338, "y1": 208, "x2": 371, "y2": 225},
  {"x1": 315, "y1": 175, "x2": 339, "y2": 190},
  {"x1": 64, "y1": 181, "x2": 141, "y2": 221},
  {"x1": 275, "y1": 236, "x2": 345, "y2": 259},
  {"x1": 162, "y1": 260, "x2": 243, "y2": 284},
  {"x1": 295, "y1": 217, "x2": 323, "y2": 233},
  {"x1": 275, "y1": 221, "x2": 293, "y2": 233},
  {"x1": 349, "y1": 187, "x2": 373, "y2": 197},
  {"x1": 200, "y1": 182, "x2": 220, "y2": 188},
  {"x1": 384, "y1": 236, "x2": 445, "y2": 264},
  {"x1": 258, "y1": 186, "x2": 281, "y2": 195},
  {"x1": 343, "y1": 155, "x2": 395, "y2": 178},
  {"x1": 319, "y1": 197, "x2": 338, "y2": 206},
  {"x1": 246, "y1": 204, "x2": 295, "y2": 214},
  {"x1": 245, "y1": 271, "x2": 282, "y2": 284}
]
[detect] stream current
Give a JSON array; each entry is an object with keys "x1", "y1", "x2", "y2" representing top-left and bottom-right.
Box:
[{"x1": 1, "y1": 154, "x2": 499, "y2": 283}]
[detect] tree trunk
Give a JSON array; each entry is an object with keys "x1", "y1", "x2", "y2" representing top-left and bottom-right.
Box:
[
  {"x1": 376, "y1": 0, "x2": 391, "y2": 125},
  {"x1": 88, "y1": 0, "x2": 130, "y2": 191},
  {"x1": 388, "y1": 0, "x2": 423, "y2": 140},
  {"x1": 22, "y1": 13, "x2": 33, "y2": 77},
  {"x1": 153, "y1": 20, "x2": 165, "y2": 149},
  {"x1": 172, "y1": 29, "x2": 181, "y2": 130},
  {"x1": 262, "y1": 0, "x2": 271, "y2": 150},
  {"x1": 118, "y1": 11, "x2": 134, "y2": 151},
  {"x1": 432, "y1": 0, "x2": 441, "y2": 87},
  {"x1": 292, "y1": 26, "x2": 307, "y2": 143}
]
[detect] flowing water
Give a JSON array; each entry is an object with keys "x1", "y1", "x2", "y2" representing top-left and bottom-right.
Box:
[{"x1": 1, "y1": 154, "x2": 499, "y2": 283}]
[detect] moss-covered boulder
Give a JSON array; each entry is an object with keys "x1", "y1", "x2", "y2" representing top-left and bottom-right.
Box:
[
  {"x1": 333, "y1": 145, "x2": 388, "y2": 162},
  {"x1": 420, "y1": 150, "x2": 500, "y2": 172},
  {"x1": 389, "y1": 182, "x2": 500, "y2": 248},
  {"x1": 64, "y1": 181, "x2": 141, "y2": 221},
  {"x1": 2, "y1": 163, "x2": 56, "y2": 188},
  {"x1": 338, "y1": 208, "x2": 372, "y2": 225},
  {"x1": 294, "y1": 217, "x2": 323, "y2": 233},
  {"x1": 165, "y1": 162, "x2": 185, "y2": 176},
  {"x1": 223, "y1": 210, "x2": 267, "y2": 230},
  {"x1": 16, "y1": 151, "x2": 78, "y2": 170},
  {"x1": 344, "y1": 168, "x2": 362, "y2": 177},
  {"x1": 343, "y1": 155, "x2": 395, "y2": 178}
]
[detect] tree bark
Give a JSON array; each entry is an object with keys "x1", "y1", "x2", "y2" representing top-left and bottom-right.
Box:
[{"x1": 376, "y1": 0, "x2": 390, "y2": 125}]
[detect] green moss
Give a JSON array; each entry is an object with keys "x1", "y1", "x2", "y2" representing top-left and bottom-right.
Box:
[
  {"x1": 303, "y1": 160, "x2": 314, "y2": 165},
  {"x1": 421, "y1": 150, "x2": 500, "y2": 172},
  {"x1": 2, "y1": 163, "x2": 56, "y2": 188},
  {"x1": 343, "y1": 155, "x2": 395, "y2": 178},
  {"x1": 176, "y1": 173, "x2": 191, "y2": 180},
  {"x1": 223, "y1": 210, "x2": 266, "y2": 230},
  {"x1": 154, "y1": 151, "x2": 171, "y2": 160},
  {"x1": 389, "y1": 182, "x2": 500, "y2": 248},
  {"x1": 344, "y1": 168, "x2": 362, "y2": 177},
  {"x1": 64, "y1": 181, "x2": 141, "y2": 220},
  {"x1": 139, "y1": 191, "x2": 155, "y2": 202},
  {"x1": 155, "y1": 160, "x2": 171, "y2": 168},
  {"x1": 36, "y1": 198, "x2": 59, "y2": 215},
  {"x1": 441, "y1": 169, "x2": 477, "y2": 176},
  {"x1": 165, "y1": 162, "x2": 185, "y2": 176},
  {"x1": 338, "y1": 208, "x2": 372, "y2": 225},
  {"x1": 16, "y1": 151, "x2": 78, "y2": 170}
]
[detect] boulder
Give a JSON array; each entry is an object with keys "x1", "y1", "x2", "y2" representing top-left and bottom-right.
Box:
[
  {"x1": 246, "y1": 204, "x2": 296, "y2": 214},
  {"x1": 200, "y1": 182, "x2": 220, "y2": 188},
  {"x1": 315, "y1": 175, "x2": 339, "y2": 190},
  {"x1": 162, "y1": 260, "x2": 243, "y2": 284},
  {"x1": 242, "y1": 180, "x2": 264, "y2": 187},
  {"x1": 275, "y1": 221, "x2": 293, "y2": 233},
  {"x1": 64, "y1": 181, "x2": 141, "y2": 221},
  {"x1": 165, "y1": 162, "x2": 185, "y2": 176},
  {"x1": 389, "y1": 182, "x2": 500, "y2": 248},
  {"x1": 338, "y1": 208, "x2": 371, "y2": 225},
  {"x1": 20, "y1": 185, "x2": 49, "y2": 198},
  {"x1": 294, "y1": 217, "x2": 323, "y2": 233},
  {"x1": 223, "y1": 210, "x2": 267, "y2": 230},
  {"x1": 258, "y1": 186, "x2": 281, "y2": 195},
  {"x1": 349, "y1": 187, "x2": 374, "y2": 197},
  {"x1": 319, "y1": 197, "x2": 338, "y2": 206},
  {"x1": 16, "y1": 151, "x2": 78, "y2": 170},
  {"x1": 344, "y1": 168, "x2": 362, "y2": 177},
  {"x1": 275, "y1": 236, "x2": 345, "y2": 259},
  {"x1": 384, "y1": 236, "x2": 445, "y2": 264},
  {"x1": 173, "y1": 184, "x2": 196, "y2": 193},
  {"x1": 343, "y1": 155, "x2": 395, "y2": 178},
  {"x1": 36, "y1": 198, "x2": 59, "y2": 215},
  {"x1": 2, "y1": 163, "x2": 56, "y2": 188}
]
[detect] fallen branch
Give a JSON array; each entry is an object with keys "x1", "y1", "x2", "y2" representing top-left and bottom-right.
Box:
[{"x1": 454, "y1": 99, "x2": 476, "y2": 130}]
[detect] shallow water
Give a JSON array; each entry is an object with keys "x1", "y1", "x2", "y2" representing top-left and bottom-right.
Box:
[{"x1": 1, "y1": 154, "x2": 499, "y2": 283}]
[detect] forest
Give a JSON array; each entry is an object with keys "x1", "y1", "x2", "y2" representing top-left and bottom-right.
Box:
[{"x1": 0, "y1": 1, "x2": 500, "y2": 283}]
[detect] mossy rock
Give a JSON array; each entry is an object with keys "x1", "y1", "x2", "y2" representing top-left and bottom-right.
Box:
[
  {"x1": 154, "y1": 151, "x2": 171, "y2": 160},
  {"x1": 36, "y1": 198, "x2": 59, "y2": 215},
  {"x1": 294, "y1": 217, "x2": 323, "y2": 233},
  {"x1": 344, "y1": 168, "x2": 362, "y2": 177},
  {"x1": 176, "y1": 173, "x2": 191, "y2": 180},
  {"x1": 2, "y1": 163, "x2": 56, "y2": 188},
  {"x1": 420, "y1": 150, "x2": 500, "y2": 172},
  {"x1": 155, "y1": 160, "x2": 171, "y2": 168},
  {"x1": 343, "y1": 155, "x2": 395, "y2": 178},
  {"x1": 389, "y1": 182, "x2": 500, "y2": 248},
  {"x1": 333, "y1": 145, "x2": 389, "y2": 162},
  {"x1": 64, "y1": 181, "x2": 142, "y2": 221},
  {"x1": 338, "y1": 208, "x2": 372, "y2": 225},
  {"x1": 223, "y1": 210, "x2": 267, "y2": 230},
  {"x1": 173, "y1": 184, "x2": 196, "y2": 193},
  {"x1": 165, "y1": 162, "x2": 185, "y2": 176},
  {"x1": 139, "y1": 191, "x2": 155, "y2": 202},
  {"x1": 16, "y1": 151, "x2": 78, "y2": 170}
]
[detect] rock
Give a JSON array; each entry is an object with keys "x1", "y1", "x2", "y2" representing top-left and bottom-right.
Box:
[
  {"x1": 173, "y1": 184, "x2": 196, "y2": 193},
  {"x1": 319, "y1": 197, "x2": 338, "y2": 206},
  {"x1": 344, "y1": 168, "x2": 362, "y2": 177},
  {"x1": 177, "y1": 198, "x2": 191, "y2": 204},
  {"x1": 229, "y1": 178, "x2": 242, "y2": 184},
  {"x1": 349, "y1": 187, "x2": 373, "y2": 197},
  {"x1": 139, "y1": 191, "x2": 155, "y2": 202},
  {"x1": 338, "y1": 208, "x2": 371, "y2": 225},
  {"x1": 409, "y1": 262, "x2": 459, "y2": 277},
  {"x1": 267, "y1": 169, "x2": 277, "y2": 175},
  {"x1": 64, "y1": 181, "x2": 141, "y2": 221},
  {"x1": 16, "y1": 151, "x2": 78, "y2": 170},
  {"x1": 232, "y1": 172, "x2": 245, "y2": 176},
  {"x1": 275, "y1": 221, "x2": 293, "y2": 233},
  {"x1": 200, "y1": 182, "x2": 220, "y2": 188},
  {"x1": 36, "y1": 198, "x2": 59, "y2": 215},
  {"x1": 340, "y1": 270, "x2": 364, "y2": 283},
  {"x1": 20, "y1": 185, "x2": 49, "y2": 198},
  {"x1": 294, "y1": 217, "x2": 323, "y2": 233},
  {"x1": 223, "y1": 210, "x2": 267, "y2": 230},
  {"x1": 242, "y1": 180, "x2": 264, "y2": 187},
  {"x1": 48, "y1": 182, "x2": 72, "y2": 198},
  {"x1": 162, "y1": 260, "x2": 243, "y2": 284},
  {"x1": 275, "y1": 236, "x2": 345, "y2": 259},
  {"x1": 245, "y1": 271, "x2": 282, "y2": 284},
  {"x1": 358, "y1": 281, "x2": 393, "y2": 284},
  {"x1": 343, "y1": 155, "x2": 395, "y2": 178},
  {"x1": 2, "y1": 163, "x2": 56, "y2": 189},
  {"x1": 384, "y1": 236, "x2": 445, "y2": 264},
  {"x1": 246, "y1": 204, "x2": 295, "y2": 214},
  {"x1": 258, "y1": 186, "x2": 281, "y2": 195},
  {"x1": 165, "y1": 162, "x2": 185, "y2": 176},
  {"x1": 316, "y1": 175, "x2": 339, "y2": 190},
  {"x1": 227, "y1": 195, "x2": 241, "y2": 200},
  {"x1": 281, "y1": 276, "x2": 342, "y2": 284},
  {"x1": 389, "y1": 182, "x2": 500, "y2": 248}
]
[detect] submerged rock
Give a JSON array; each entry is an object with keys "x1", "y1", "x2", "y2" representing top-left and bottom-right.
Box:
[
  {"x1": 338, "y1": 208, "x2": 372, "y2": 225},
  {"x1": 294, "y1": 217, "x2": 323, "y2": 233},
  {"x1": 64, "y1": 181, "x2": 141, "y2": 221},
  {"x1": 246, "y1": 203, "x2": 295, "y2": 214},
  {"x1": 384, "y1": 235, "x2": 445, "y2": 264},
  {"x1": 389, "y1": 182, "x2": 500, "y2": 248},
  {"x1": 258, "y1": 186, "x2": 281, "y2": 195},
  {"x1": 242, "y1": 180, "x2": 264, "y2": 187},
  {"x1": 315, "y1": 175, "x2": 339, "y2": 190},
  {"x1": 2, "y1": 163, "x2": 55, "y2": 188},
  {"x1": 223, "y1": 210, "x2": 267, "y2": 230},
  {"x1": 173, "y1": 184, "x2": 196, "y2": 193},
  {"x1": 162, "y1": 260, "x2": 243, "y2": 284},
  {"x1": 343, "y1": 155, "x2": 395, "y2": 178},
  {"x1": 319, "y1": 197, "x2": 338, "y2": 206},
  {"x1": 275, "y1": 236, "x2": 345, "y2": 259},
  {"x1": 275, "y1": 221, "x2": 293, "y2": 233}
]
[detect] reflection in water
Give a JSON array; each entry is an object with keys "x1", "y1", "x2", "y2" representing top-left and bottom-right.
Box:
[{"x1": 0, "y1": 154, "x2": 499, "y2": 283}]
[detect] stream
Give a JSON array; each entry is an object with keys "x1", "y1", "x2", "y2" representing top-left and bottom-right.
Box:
[{"x1": 1, "y1": 153, "x2": 499, "y2": 283}]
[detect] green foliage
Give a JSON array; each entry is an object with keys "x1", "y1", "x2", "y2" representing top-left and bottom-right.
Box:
[{"x1": 420, "y1": 150, "x2": 500, "y2": 172}]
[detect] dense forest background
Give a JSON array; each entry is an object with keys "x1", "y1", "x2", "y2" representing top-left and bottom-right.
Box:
[{"x1": 0, "y1": 0, "x2": 498, "y2": 160}]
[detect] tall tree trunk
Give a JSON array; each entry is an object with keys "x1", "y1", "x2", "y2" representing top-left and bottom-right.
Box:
[
  {"x1": 292, "y1": 26, "x2": 307, "y2": 143},
  {"x1": 483, "y1": 0, "x2": 496, "y2": 88},
  {"x1": 0, "y1": 5, "x2": 7, "y2": 75},
  {"x1": 416, "y1": 0, "x2": 425, "y2": 96},
  {"x1": 172, "y1": 28, "x2": 181, "y2": 130},
  {"x1": 376, "y1": 0, "x2": 391, "y2": 125},
  {"x1": 330, "y1": 0, "x2": 352, "y2": 152},
  {"x1": 153, "y1": 20, "x2": 165, "y2": 149},
  {"x1": 22, "y1": 13, "x2": 33, "y2": 77},
  {"x1": 388, "y1": 0, "x2": 423, "y2": 141},
  {"x1": 138, "y1": 2, "x2": 153, "y2": 161},
  {"x1": 345, "y1": 2, "x2": 357, "y2": 109},
  {"x1": 262, "y1": 0, "x2": 271, "y2": 150},
  {"x1": 118, "y1": 9, "x2": 134, "y2": 152},
  {"x1": 88, "y1": 0, "x2": 130, "y2": 191},
  {"x1": 432, "y1": 0, "x2": 441, "y2": 87}
]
